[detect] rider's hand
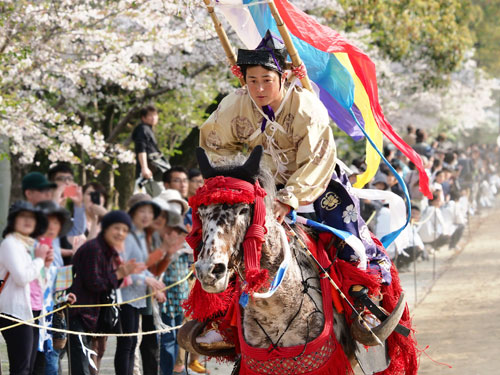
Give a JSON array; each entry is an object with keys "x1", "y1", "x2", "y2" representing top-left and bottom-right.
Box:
[
  {"x1": 141, "y1": 167, "x2": 153, "y2": 179},
  {"x1": 273, "y1": 200, "x2": 291, "y2": 224}
]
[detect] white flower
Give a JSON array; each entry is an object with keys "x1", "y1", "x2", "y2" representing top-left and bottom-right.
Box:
[
  {"x1": 359, "y1": 225, "x2": 372, "y2": 243},
  {"x1": 342, "y1": 204, "x2": 358, "y2": 224}
]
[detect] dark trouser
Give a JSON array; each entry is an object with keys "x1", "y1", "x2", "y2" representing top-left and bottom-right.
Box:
[
  {"x1": 69, "y1": 316, "x2": 91, "y2": 375},
  {"x1": 30, "y1": 310, "x2": 44, "y2": 375},
  {"x1": 429, "y1": 234, "x2": 451, "y2": 250},
  {"x1": 450, "y1": 224, "x2": 465, "y2": 249},
  {"x1": 114, "y1": 304, "x2": 140, "y2": 375},
  {"x1": 140, "y1": 314, "x2": 159, "y2": 375},
  {"x1": 0, "y1": 314, "x2": 34, "y2": 375},
  {"x1": 160, "y1": 313, "x2": 183, "y2": 375}
]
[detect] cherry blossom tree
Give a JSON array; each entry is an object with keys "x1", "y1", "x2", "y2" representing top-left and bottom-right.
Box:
[{"x1": 0, "y1": 0, "x2": 497, "y2": 202}]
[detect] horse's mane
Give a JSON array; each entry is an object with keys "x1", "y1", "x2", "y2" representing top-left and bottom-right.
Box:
[{"x1": 210, "y1": 153, "x2": 277, "y2": 209}]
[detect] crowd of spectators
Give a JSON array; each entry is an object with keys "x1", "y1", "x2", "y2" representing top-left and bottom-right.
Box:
[
  {"x1": 360, "y1": 126, "x2": 500, "y2": 270},
  {"x1": 0, "y1": 160, "x2": 207, "y2": 375},
  {"x1": 0, "y1": 111, "x2": 498, "y2": 375}
]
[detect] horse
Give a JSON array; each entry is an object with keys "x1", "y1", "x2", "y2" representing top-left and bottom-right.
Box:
[{"x1": 180, "y1": 146, "x2": 407, "y2": 374}]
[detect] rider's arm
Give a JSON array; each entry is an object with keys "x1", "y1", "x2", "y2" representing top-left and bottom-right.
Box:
[
  {"x1": 199, "y1": 92, "x2": 248, "y2": 157},
  {"x1": 277, "y1": 98, "x2": 337, "y2": 210}
]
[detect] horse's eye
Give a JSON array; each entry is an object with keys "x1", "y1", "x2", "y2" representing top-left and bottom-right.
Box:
[{"x1": 238, "y1": 207, "x2": 249, "y2": 215}]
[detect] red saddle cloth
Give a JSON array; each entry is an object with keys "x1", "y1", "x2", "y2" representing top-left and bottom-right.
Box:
[{"x1": 237, "y1": 241, "x2": 354, "y2": 375}]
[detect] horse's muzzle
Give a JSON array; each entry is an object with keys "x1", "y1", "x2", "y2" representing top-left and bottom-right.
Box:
[{"x1": 195, "y1": 260, "x2": 228, "y2": 292}]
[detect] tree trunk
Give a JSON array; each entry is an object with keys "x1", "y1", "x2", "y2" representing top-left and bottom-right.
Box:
[{"x1": 115, "y1": 162, "x2": 136, "y2": 210}]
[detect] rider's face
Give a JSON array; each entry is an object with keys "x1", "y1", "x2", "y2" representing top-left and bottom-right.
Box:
[{"x1": 246, "y1": 66, "x2": 283, "y2": 111}]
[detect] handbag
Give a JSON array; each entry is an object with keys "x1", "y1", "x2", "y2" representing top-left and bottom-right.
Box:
[
  {"x1": 96, "y1": 289, "x2": 122, "y2": 333},
  {"x1": 52, "y1": 309, "x2": 67, "y2": 350}
]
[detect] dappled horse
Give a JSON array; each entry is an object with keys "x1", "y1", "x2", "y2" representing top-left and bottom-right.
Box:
[{"x1": 180, "y1": 146, "x2": 413, "y2": 375}]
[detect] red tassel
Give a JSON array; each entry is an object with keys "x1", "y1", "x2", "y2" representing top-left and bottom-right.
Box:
[
  {"x1": 244, "y1": 268, "x2": 269, "y2": 295},
  {"x1": 182, "y1": 280, "x2": 235, "y2": 321},
  {"x1": 376, "y1": 264, "x2": 419, "y2": 375}
]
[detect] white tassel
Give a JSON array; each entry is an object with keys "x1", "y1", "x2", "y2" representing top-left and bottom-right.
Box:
[{"x1": 152, "y1": 298, "x2": 170, "y2": 331}]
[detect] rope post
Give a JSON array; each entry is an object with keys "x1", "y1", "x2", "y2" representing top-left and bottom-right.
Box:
[
  {"x1": 267, "y1": 0, "x2": 313, "y2": 92},
  {"x1": 411, "y1": 221, "x2": 418, "y2": 308},
  {"x1": 203, "y1": 0, "x2": 245, "y2": 87},
  {"x1": 432, "y1": 211, "x2": 437, "y2": 280}
]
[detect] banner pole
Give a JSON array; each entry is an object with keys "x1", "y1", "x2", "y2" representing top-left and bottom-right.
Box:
[
  {"x1": 267, "y1": 0, "x2": 313, "y2": 92},
  {"x1": 203, "y1": 0, "x2": 245, "y2": 86}
]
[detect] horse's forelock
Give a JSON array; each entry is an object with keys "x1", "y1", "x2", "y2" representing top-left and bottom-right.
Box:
[{"x1": 210, "y1": 154, "x2": 276, "y2": 209}]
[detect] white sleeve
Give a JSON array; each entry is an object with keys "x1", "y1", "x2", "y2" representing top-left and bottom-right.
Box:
[{"x1": 0, "y1": 237, "x2": 44, "y2": 287}]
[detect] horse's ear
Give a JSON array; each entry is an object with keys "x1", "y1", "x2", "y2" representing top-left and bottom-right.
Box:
[
  {"x1": 196, "y1": 147, "x2": 216, "y2": 179},
  {"x1": 242, "y1": 145, "x2": 263, "y2": 179}
]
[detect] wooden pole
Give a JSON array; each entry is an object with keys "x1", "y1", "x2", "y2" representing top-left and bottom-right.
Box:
[
  {"x1": 203, "y1": 0, "x2": 245, "y2": 86},
  {"x1": 267, "y1": 0, "x2": 313, "y2": 92}
]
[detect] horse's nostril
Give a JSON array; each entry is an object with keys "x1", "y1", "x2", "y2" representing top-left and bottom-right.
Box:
[{"x1": 212, "y1": 263, "x2": 226, "y2": 278}]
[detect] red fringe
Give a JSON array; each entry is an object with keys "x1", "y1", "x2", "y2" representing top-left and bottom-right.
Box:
[
  {"x1": 182, "y1": 280, "x2": 235, "y2": 321},
  {"x1": 244, "y1": 268, "x2": 269, "y2": 295},
  {"x1": 331, "y1": 259, "x2": 381, "y2": 325},
  {"x1": 376, "y1": 264, "x2": 418, "y2": 375}
]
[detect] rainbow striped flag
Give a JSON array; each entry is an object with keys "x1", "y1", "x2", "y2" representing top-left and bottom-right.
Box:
[{"x1": 214, "y1": 0, "x2": 432, "y2": 200}]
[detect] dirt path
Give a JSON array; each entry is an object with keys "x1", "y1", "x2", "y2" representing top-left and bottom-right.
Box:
[{"x1": 413, "y1": 204, "x2": 500, "y2": 374}]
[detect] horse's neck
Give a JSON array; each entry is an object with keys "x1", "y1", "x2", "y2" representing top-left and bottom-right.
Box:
[{"x1": 241, "y1": 222, "x2": 325, "y2": 348}]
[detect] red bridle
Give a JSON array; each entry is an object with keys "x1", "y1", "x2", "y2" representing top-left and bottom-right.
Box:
[{"x1": 186, "y1": 175, "x2": 269, "y2": 294}]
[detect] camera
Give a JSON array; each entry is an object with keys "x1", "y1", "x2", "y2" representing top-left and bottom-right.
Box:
[{"x1": 90, "y1": 191, "x2": 101, "y2": 205}]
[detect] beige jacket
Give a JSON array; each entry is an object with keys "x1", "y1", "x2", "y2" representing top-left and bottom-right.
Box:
[{"x1": 199, "y1": 84, "x2": 336, "y2": 210}]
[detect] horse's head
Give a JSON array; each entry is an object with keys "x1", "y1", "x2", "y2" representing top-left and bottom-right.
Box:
[{"x1": 190, "y1": 146, "x2": 273, "y2": 293}]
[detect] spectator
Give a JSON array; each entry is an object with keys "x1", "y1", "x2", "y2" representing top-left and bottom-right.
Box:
[
  {"x1": 35, "y1": 200, "x2": 76, "y2": 375},
  {"x1": 68, "y1": 211, "x2": 146, "y2": 375},
  {"x1": 154, "y1": 190, "x2": 194, "y2": 375},
  {"x1": 402, "y1": 124, "x2": 416, "y2": 147},
  {"x1": 396, "y1": 205, "x2": 425, "y2": 270},
  {"x1": 22, "y1": 172, "x2": 56, "y2": 206},
  {"x1": 82, "y1": 182, "x2": 108, "y2": 240},
  {"x1": 162, "y1": 166, "x2": 189, "y2": 199},
  {"x1": 115, "y1": 194, "x2": 165, "y2": 375},
  {"x1": 0, "y1": 201, "x2": 50, "y2": 375},
  {"x1": 418, "y1": 193, "x2": 451, "y2": 251},
  {"x1": 132, "y1": 105, "x2": 167, "y2": 181},
  {"x1": 47, "y1": 163, "x2": 87, "y2": 262},
  {"x1": 413, "y1": 129, "x2": 432, "y2": 158},
  {"x1": 187, "y1": 168, "x2": 204, "y2": 199}
]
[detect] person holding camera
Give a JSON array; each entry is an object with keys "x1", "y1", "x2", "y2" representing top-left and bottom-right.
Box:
[
  {"x1": 47, "y1": 164, "x2": 88, "y2": 262},
  {"x1": 0, "y1": 201, "x2": 52, "y2": 375},
  {"x1": 82, "y1": 182, "x2": 109, "y2": 240}
]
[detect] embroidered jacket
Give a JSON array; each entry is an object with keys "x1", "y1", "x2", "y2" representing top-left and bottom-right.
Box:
[{"x1": 200, "y1": 84, "x2": 336, "y2": 210}]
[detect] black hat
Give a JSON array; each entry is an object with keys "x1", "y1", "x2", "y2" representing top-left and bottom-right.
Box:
[
  {"x1": 22, "y1": 172, "x2": 57, "y2": 191},
  {"x1": 36, "y1": 200, "x2": 73, "y2": 237},
  {"x1": 237, "y1": 30, "x2": 288, "y2": 73},
  {"x1": 2, "y1": 200, "x2": 48, "y2": 238},
  {"x1": 101, "y1": 210, "x2": 133, "y2": 233},
  {"x1": 127, "y1": 193, "x2": 161, "y2": 219}
]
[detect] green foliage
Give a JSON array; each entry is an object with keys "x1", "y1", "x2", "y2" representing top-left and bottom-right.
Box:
[
  {"x1": 154, "y1": 84, "x2": 219, "y2": 159},
  {"x1": 332, "y1": 125, "x2": 366, "y2": 163},
  {"x1": 334, "y1": 0, "x2": 481, "y2": 87},
  {"x1": 471, "y1": 0, "x2": 500, "y2": 77}
]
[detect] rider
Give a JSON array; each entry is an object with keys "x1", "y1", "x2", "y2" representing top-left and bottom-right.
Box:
[
  {"x1": 200, "y1": 30, "x2": 392, "y2": 284},
  {"x1": 200, "y1": 30, "x2": 336, "y2": 224}
]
